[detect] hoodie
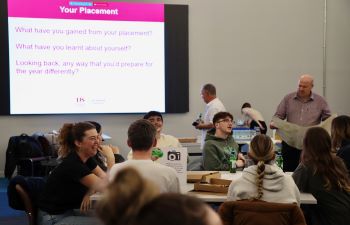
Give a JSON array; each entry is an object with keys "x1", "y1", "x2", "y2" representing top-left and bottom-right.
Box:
[
  {"x1": 202, "y1": 128, "x2": 239, "y2": 171},
  {"x1": 227, "y1": 164, "x2": 300, "y2": 206}
]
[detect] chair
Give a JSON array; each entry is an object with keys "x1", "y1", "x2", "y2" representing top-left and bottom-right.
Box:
[
  {"x1": 218, "y1": 200, "x2": 306, "y2": 225},
  {"x1": 7, "y1": 175, "x2": 46, "y2": 225}
]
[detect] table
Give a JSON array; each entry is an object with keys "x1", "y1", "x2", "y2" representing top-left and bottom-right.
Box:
[{"x1": 91, "y1": 171, "x2": 316, "y2": 205}]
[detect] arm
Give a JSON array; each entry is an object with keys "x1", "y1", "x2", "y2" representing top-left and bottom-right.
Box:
[
  {"x1": 292, "y1": 164, "x2": 309, "y2": 192},
  {"x1": 99, "y1": 145, "x2": 116, "y2": 169},
  {"x1": 321, "y1": 100, "x2": 331, "y2": 121},
  {"x1": 274, "y1": 96, "x2": 287, "y2": 120},
  {"x1": 195, "y1": 122, "x2": 214, "y2": 130},
  {"x1": 270, "y1": 97, "x2": 287, "y2": 129},
  {"x1": 79, "y1": 173, "x2": 106, "y2": 212}
]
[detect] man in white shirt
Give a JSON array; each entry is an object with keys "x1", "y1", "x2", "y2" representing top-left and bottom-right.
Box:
[
  {"x1": 109, "y1": 119, "x2": 180, "y2": 193},
  {"x1": 195, "y1": 83, "x2": 226, "y2": 149},
  {"x1": 127, "y1": 111, "x2": 182, "y2": 160}
]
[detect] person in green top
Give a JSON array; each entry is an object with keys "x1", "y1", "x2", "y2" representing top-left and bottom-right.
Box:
[{"x1": 202, "y1": 112, "x2": 245, "y2": 170}]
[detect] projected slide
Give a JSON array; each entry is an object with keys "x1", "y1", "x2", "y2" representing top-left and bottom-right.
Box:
[{"x1": 8, "y1": 0, "x2": 165, "y2": 114}]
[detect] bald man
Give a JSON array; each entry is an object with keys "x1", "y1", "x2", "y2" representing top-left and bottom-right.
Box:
[{"x1": 272, "y1": 74, "x2": 331, "y2": 171}]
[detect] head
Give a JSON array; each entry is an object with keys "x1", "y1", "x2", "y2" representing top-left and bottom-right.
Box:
[
  {"x1": 58, "y1": 122, "x2": 99, "y2": 158},
  {"x1": 302, "y1": 127, "x2": 350, "y2": 191},
  {"x1": 248, "y1": 134, "x2": 275, "y2": 200},
  {"x1": 331, "y1": 115, "x2": 350, "y2": 150},
  {"x1": 201, "y1": 83, "x2": 216, "y2": 104},
  {"x1": 136, "y1": 193, "x2": 223, "y2": 225},
  {"x1": 213, "y1": 112, "x2": 234, "y2": 136},
  {"x1": 248, "y1": 134, "x2": 275, "y2": 164},
  {"x1": 143, "y1": 111, "x2": 163, "y2": 133},
  {"x1": 302, "y1": 127, "x2": 331, "y2": 165},
  {"x1": 297, "y1": 74, "x2": 314, "y2": 99},
  {"x1": 127, "y1": 119, "x2": 157, "y2": 152},
  {"x1": 87, "y1": 121, "x2": 102, "y2": 144},
  {"x1": 96, "y1": 167, "x2": 160, "y2": 225},
  {"x1": 241, "y1": 102, "x2": 251, "y2": 114}
]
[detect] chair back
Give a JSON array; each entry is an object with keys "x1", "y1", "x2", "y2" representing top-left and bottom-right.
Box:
[
  {"x1": 8, "y1": 176, "x2": 46, "y2": 225},
  {"x1": 218, "y1": 200, "x2": 306, "y2": 225}
]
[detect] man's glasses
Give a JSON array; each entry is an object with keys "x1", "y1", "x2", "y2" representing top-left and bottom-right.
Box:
[{"x1": 217, "y1": 118, "x2": 234, "y2": 124}]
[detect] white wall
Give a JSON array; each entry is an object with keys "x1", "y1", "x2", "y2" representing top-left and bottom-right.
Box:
[{"x1": 1, "y1": 0, "x2": 350, "y2": 176}]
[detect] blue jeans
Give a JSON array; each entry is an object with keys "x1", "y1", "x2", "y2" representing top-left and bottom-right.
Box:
[{"x1": 38, "y1": 209, "x2": 101, "y2": 225}]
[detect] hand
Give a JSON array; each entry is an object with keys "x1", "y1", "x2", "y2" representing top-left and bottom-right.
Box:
[
  {"x1": 236, "y1": 160, "x2": 245, "y2": 168},
  {"x1": 238, "y1": 153, "x2": 245, "y2": 162},
  {"x1": 109, "y1": 145, "x2": 120, "y2": 154},
  {"x1": 80, "y1": 194, "x2": 92, "y2": 213},
  {"x1": 151, "y1": 156, "x2": 159, "y2": 161},
  {"x1": 99, "y1": 145, "x2": 115, "y2": 159},
  {"x1": 269, "y1": 122, "x2": 278, "y2": 129},
  {"x1": 99, "y1": 145, "x2": 116, "y2": 168}
]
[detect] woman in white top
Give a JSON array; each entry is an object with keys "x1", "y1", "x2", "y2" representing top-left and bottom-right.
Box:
[{"x1": 227, "y1": 134, "x2": 300, "y2": 205}]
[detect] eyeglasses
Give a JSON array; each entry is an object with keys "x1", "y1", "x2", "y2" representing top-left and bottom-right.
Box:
[{"x1": 217, "y1": 119, "x2": 234, "y2": 124}]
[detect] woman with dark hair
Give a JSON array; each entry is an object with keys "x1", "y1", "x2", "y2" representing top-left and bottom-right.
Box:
[
  {"x1": 227, "y1": 134, "x2": 300, "y2": 205},
  {"x1": 38, "y1": 122, "x2": 106, "y2": 225},
  {"x1": 88, "y1": 121, "x2": 124, "y2": 171},
  {"x1": 97, "y1": 167, "x2": 222, "y2": 225},
  {"x1": 293, "y1": 127, "x2": 350, "y2": 225},
  {"x1": 331, "y1": 115, "x2": 350, "y2": 173}
]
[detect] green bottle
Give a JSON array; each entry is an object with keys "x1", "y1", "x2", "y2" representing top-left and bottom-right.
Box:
[
  {"x1": 229, "y1": 148, "x2": 237, "y2": 173},
  {"x1": 276, "y1": 154, "x2": 283, "y2": 169}
]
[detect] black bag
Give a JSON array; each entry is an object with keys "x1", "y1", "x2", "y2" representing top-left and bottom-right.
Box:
[{"x1": 5, "y1": 134, "x2": 44, "y2": 179}]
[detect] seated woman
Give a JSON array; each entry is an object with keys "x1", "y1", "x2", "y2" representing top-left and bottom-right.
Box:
[
  {"x1": 293, "y1": 127, "x2": 350, "y2": 225},
  {"x1": 331, "y1": 115, "x2": 350, "y2": 173},
  {"x1": 227, "y1": 134, "x2": 300, "y2": 205},
  {"x1": 88, "y1": 121, "x2": 124, "y2": 171},
  {"x1": 38, "y1": 122, "x2": 106, "y2": 225},
  {"x1": 97, "y1": 167, "x2": 222, "y2": 225}
]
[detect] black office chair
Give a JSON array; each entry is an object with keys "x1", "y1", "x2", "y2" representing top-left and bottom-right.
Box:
[{"x1": 7, "y1": 175, "x2": 46, "y2": 225}]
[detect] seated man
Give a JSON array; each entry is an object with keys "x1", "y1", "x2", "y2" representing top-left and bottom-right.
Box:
[
  {"x1": 109, "y1": 119, "x2": 180, "y2": 193},
  {"x1": 127, "y1": 111, "x2": 182, "y2": 160},
  {"x1": 203, "y1": 112, "x2": 245, "y2": 171}
]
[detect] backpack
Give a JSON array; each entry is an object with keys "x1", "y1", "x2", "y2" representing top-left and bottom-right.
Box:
[{"x1": 5, "y1": 134, "x2": 44, "y2": 179}]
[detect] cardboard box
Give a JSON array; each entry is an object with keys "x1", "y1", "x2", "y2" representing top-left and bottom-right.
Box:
[
  {"x1": 178, "y1": 137, "x2": 197, "y2": 143},
  {"x1": 187, "y1": 171, "x2": 220, "y2": 183},
  {"x1": 193, "y1": 178, "x2": 232, "y2": 193}
]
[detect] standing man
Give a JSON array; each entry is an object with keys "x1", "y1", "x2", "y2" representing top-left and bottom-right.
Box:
[
  {"x1": 271, "y1": 74, "x2": 331, "y2": 171},
  {"x1": 195, "y1": 83, "x2": 226, "y2": 149}
]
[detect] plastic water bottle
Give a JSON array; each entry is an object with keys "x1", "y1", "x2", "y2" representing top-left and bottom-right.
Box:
[{"x1": 254, "y1": 126, "x2": 261, "y2": 135}]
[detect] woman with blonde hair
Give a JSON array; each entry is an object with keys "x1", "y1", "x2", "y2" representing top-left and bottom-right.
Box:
[
  {"x1": 97, "y1": 167, "x2": 223, "y2": 225},
  {"x1": 293, "y1": 127, "x2": 350, "y2": 225},
  {"x1": 227, "y1": 134, "x2": 300, "y2": 205}
]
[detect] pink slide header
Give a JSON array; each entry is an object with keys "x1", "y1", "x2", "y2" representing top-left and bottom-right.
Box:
[{"x1": 8, "y1": 0, "x2": 164, "y2": 22}]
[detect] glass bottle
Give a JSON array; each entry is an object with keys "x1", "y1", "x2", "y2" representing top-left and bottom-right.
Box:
[
  {"x1": 276, "y1": 153, "x2": 283, "y2": 169},
  {"x1": 229, "y1": 148, "x2": 237, "y2": 173}
]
